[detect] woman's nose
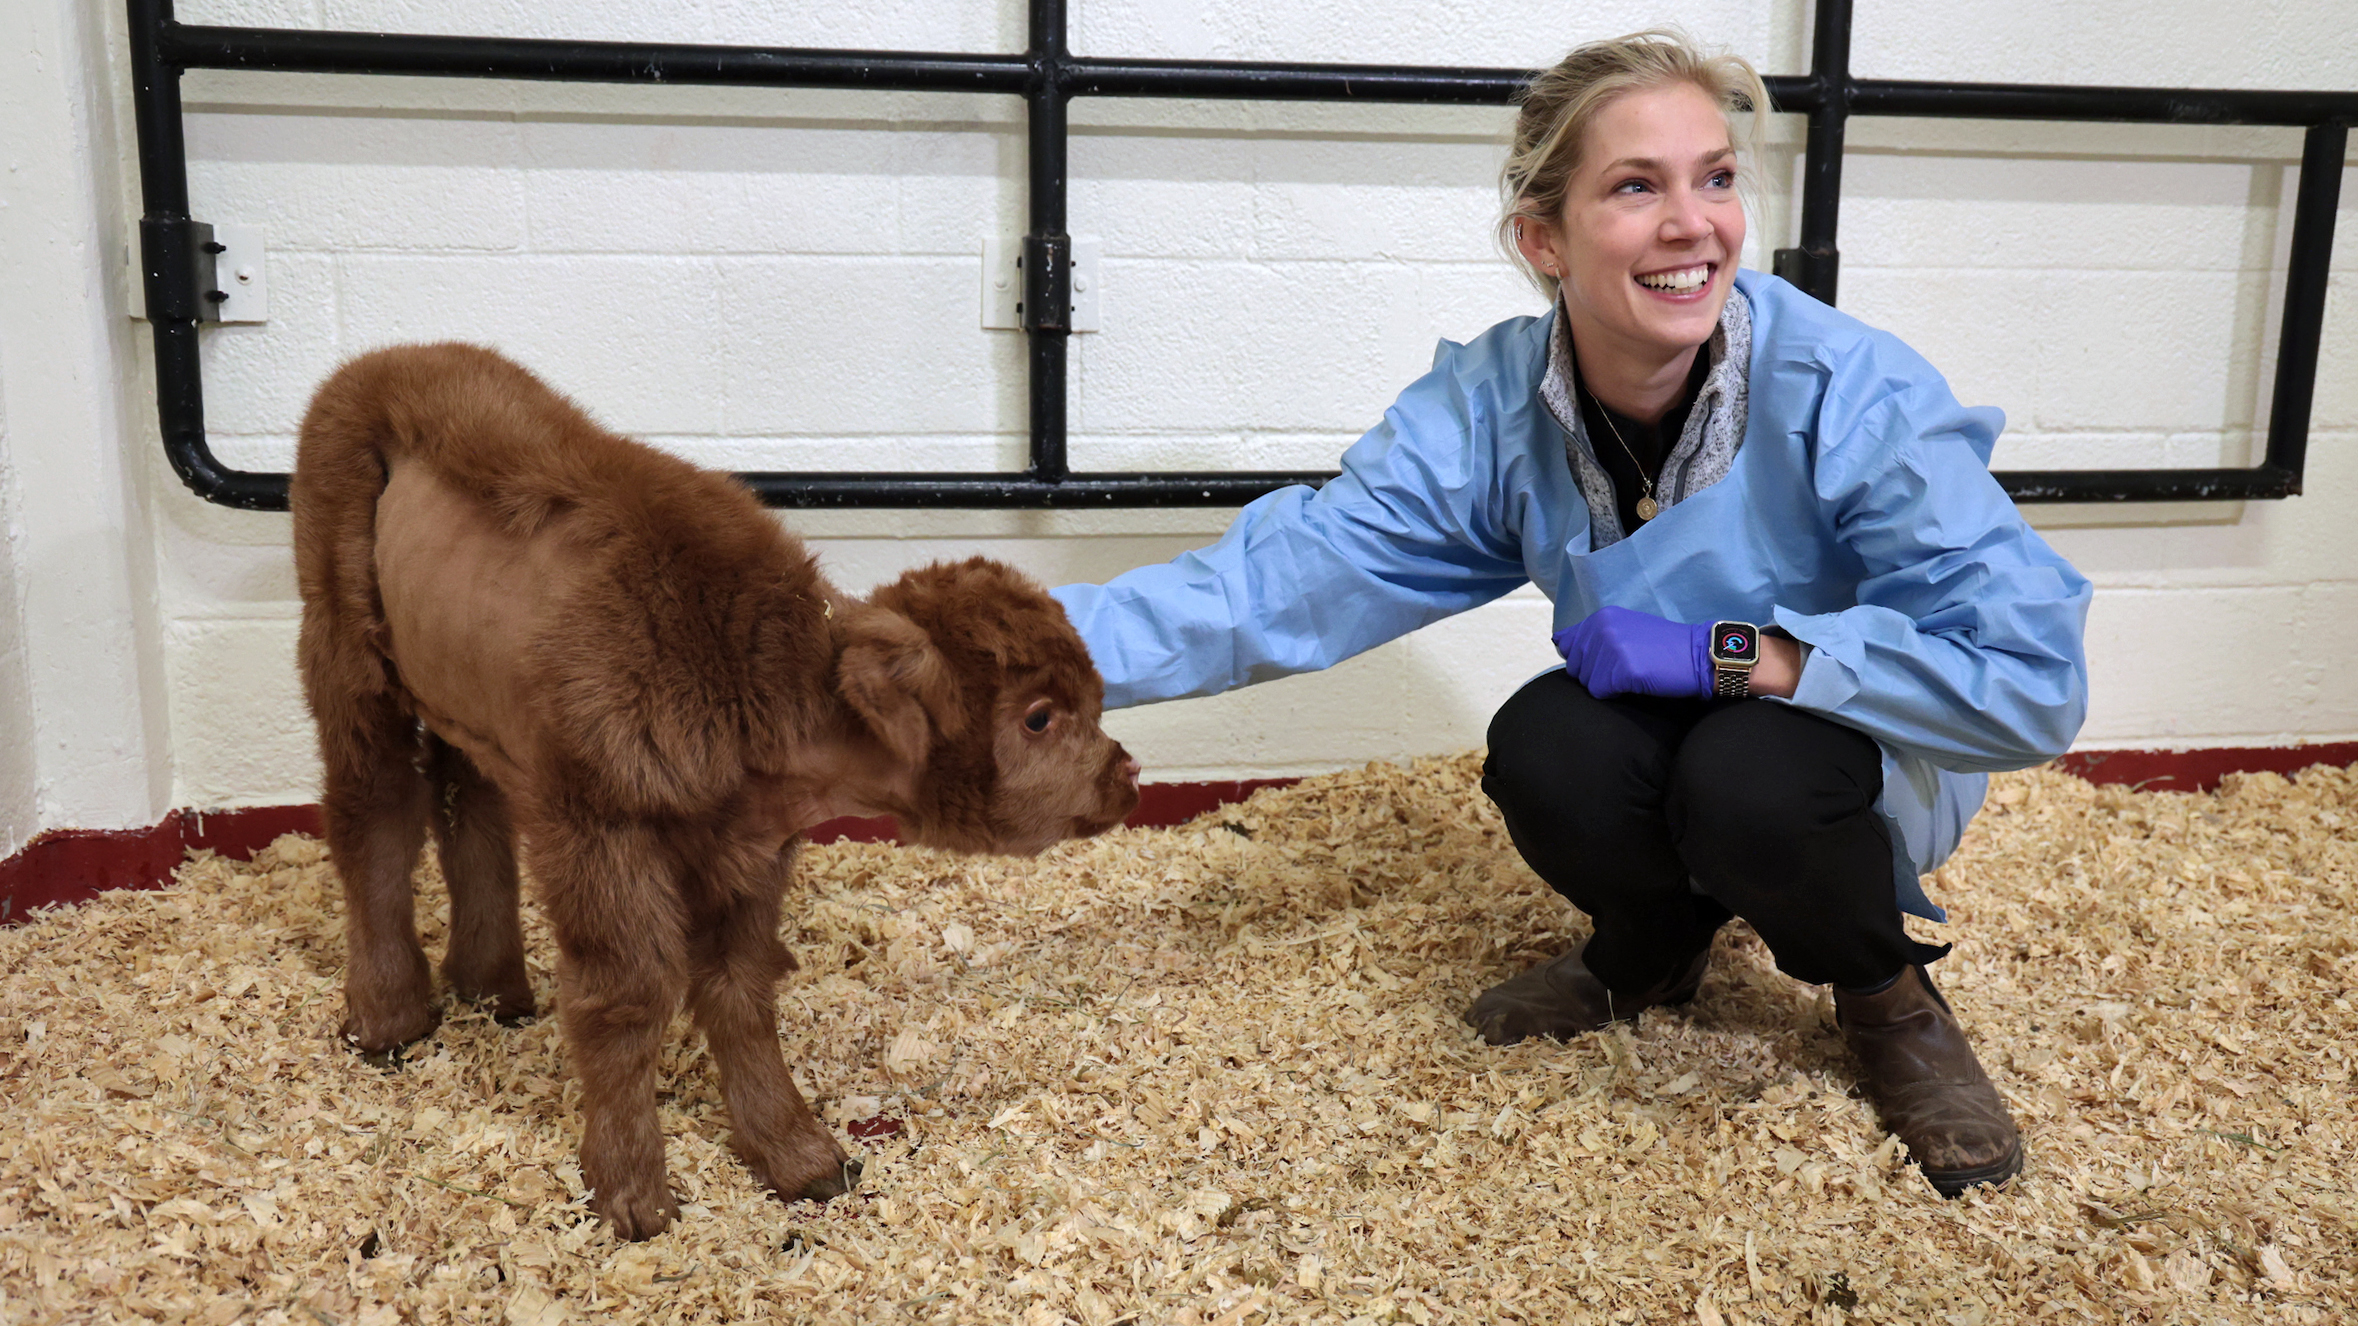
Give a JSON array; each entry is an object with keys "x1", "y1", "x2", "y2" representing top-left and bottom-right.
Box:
[{"x1": 1659, "y1": 187, "x2": 1710, "y2": 239}]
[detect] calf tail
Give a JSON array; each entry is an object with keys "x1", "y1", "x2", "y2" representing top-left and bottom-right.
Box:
[{"x1": 290, "y1": 344, "x2": 460, "y2": 718}]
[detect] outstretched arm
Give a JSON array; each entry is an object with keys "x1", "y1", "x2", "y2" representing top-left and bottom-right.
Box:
[{"x1": 1054, "y1": 353, "x2": 1536, "y2": 710}]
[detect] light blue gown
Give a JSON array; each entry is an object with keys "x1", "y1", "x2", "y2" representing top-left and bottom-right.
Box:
[{"x1": 1050, "y1": 270, "x2": 2092, "y2": 921}]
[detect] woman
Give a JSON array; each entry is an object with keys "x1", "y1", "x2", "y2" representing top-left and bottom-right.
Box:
[{"x1": 1050, "y1": 31, "x2": 2089, "y2": 1198}]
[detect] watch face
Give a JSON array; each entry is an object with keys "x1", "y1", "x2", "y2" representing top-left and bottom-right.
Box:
[{"x1": 1711, "y1": 622, "x2": 1760, "y2": 664}]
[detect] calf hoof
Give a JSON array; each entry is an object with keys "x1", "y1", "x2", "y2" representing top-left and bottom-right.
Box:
[
  {"x1": 444, "y1": 964, "x2": 536, "y2": 1025},
  {"x1": 798, "y1": 1158, "x2": 863, "y2": 1203},
  {"x1": 590, "y1": 1179, "x2": 680, "y2": 1242},
  {"x1": 467, "y1": 987, "x2": 537, "y2": 1026},
  {"x1": 340, "y1": 1003, "x2": 440, "y2": 1066}
]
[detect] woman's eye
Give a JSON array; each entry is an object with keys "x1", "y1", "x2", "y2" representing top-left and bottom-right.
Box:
[
  {"x1": 1613, "y1": 178, "x2": 1651, "y2": 195},
  {"x1": 1706, "y1": 170, "x2": 1736, "y2": 189},
  {"x1": 1023, "y1": 705, "x2": 1054, "y2": 733}
]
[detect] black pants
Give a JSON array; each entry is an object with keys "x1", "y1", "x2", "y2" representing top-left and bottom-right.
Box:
[{"x1": 1481, "y1": 670, "x2": 1946, "y2": 994}]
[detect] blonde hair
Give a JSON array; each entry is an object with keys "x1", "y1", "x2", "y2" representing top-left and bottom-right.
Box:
[{"x1": 1499, "y1": 29, "x2": 1769, "y2": 300}]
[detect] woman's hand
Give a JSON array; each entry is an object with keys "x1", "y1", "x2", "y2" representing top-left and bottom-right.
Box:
[
  {"x1": 1551, "y1": 606, "x2": 1712, "y2": 699},
  {"x1": 1551, "y1": 607, "x2": 1805, "y2": 700}
]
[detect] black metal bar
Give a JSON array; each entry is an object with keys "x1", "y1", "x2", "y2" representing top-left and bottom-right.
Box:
[
  {"x1": 2257, "y1": 120, "x2": 2346, "y2": 492},
  {"x1": 132, "y1": 0, "x2": 286, "y2": 509},
  {"x1": 1992, "y1": 465, "x2": 2299, "y2": 503},
  {"x1": 130, "y1": 0, "x2": 2350, "y2": 510},
  {"x1": 1993, "y1": 118, "x2": 2345, "y2": 503},
  {"x1": 1773, "y1": 0, "x2": 1852, "y2": 304},
  {"x1": 1065, "y1": 57, "x2": 1532, "y2": 104},
  {"x1": 1022, "y1": 0, "x2": 1072, "y2": 484},
  {"x1": 1848, "y1": 79, "x2": 2358, "y2": 126},
  {"x1": 163, "y1": 22, "x2": 1028, "y2": 92},
  {"x1": 738, "y1": 471, "x2": 1336, "y2": 507}
]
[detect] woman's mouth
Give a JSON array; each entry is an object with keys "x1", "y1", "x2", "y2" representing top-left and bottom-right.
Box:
[{"x1": 1634, "y1": 263, "x2": 1714, "y2": 297}]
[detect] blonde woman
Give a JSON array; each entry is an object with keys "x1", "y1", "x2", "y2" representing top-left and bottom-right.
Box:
[{"x1": 1053, "y1": 31, "x2": 2088, "y2": 1198}]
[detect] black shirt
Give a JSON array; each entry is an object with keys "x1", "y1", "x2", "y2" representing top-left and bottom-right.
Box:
[{"x1": 1571, "y1": 341, "x2": 1714, "y2": 536}]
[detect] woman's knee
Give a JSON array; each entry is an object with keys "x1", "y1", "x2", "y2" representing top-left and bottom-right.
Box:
[
  {"x1": 1483, "y1": 670, "x2": 1676, "y2": 816},
  {"x1": 1667, "y1": 702, "x2": 1883, "y2": 847}
]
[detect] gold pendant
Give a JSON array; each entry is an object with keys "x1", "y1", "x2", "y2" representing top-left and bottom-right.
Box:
[{"x1": 1635, "y1": 495, "x2": 1659, "y2": 521}]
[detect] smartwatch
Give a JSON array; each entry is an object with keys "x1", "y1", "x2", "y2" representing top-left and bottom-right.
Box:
[{"x1": 1708, "y1": 620, "x2": 1760, "y2": 698}]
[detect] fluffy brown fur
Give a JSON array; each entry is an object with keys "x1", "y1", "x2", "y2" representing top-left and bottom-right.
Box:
[{"x1": 291, "y1": 343, "x2": 1138, "y2": 1240}]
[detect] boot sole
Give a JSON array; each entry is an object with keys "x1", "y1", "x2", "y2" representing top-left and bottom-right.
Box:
[{"x1": 1922, "y1": 1140, "x2": 2023, "y2": 1199}]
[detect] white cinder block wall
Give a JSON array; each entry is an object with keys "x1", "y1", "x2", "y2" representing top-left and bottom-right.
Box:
[{"x1": 1, "y1": 0, "x2": 2353, "y2": 842}]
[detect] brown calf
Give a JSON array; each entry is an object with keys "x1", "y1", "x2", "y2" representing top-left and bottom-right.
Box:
[{"x1": 291, "y1": 343, "x2": 1139, "y2": 1239}]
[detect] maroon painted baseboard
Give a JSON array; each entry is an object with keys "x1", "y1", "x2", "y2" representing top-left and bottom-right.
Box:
[
  {"x1": 3, "y1": 751, "x2": 2349, "y2": 925},
  {"x1": 0, "y1": 804, "x2": 324, "y2": 925},
  {"x1": 2051, "y1": 741, "x2": 2358, "y2": 794}
]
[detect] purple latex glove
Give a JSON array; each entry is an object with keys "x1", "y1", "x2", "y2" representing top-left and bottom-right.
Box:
[{"x1": 1551, "y1": 606, "x2": 1713, "y2": 700}]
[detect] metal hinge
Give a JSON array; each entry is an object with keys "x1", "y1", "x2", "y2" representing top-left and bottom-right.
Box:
[
  {"x1": 128, "y1": 221, "x2": 268, "y2": 323},
  {"x1": 980, "y1": 234, "x2": 1101, "y2": 332}
]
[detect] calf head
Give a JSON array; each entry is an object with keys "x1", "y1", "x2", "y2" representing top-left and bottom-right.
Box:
[{"x1": 839, "y1": 557, "x2": 1139, "y2": 854}]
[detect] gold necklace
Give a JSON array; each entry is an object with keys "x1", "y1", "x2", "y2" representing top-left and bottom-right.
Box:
[{"x1": 1591, "y1": 405, "x2": 1660, "y2": 522}]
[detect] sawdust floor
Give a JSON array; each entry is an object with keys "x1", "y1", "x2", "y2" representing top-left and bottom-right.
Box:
[{"x1": 2, "y1": 756, "x2": 2354, "y2": 1325}]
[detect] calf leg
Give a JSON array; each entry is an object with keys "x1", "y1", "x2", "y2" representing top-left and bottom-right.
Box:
[
  {"x1": 685, "y1": 854, "x2": 857, "y2": 1204},
  {"x1": 425, "y1": 737, "x2": 534, "y2": 1023},
  {"x1": 317, "y1": 696, "x2": 438, "y2": 1055},
  {"x1": 536, "y1": 818, "x2": 686, "y2": 1241}
]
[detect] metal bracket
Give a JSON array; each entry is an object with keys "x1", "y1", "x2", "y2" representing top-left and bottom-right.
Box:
[
  {"x1": 982, "y1": 234, "x2": 1099, "y2": 332},
  {"x1": 130, "y1": 220, "x2": 267, "y2": 323}
]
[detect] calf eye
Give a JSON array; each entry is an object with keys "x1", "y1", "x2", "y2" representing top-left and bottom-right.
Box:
[{"x1": 1022, "y1": 701, "x2": 1054, "y2": 734}]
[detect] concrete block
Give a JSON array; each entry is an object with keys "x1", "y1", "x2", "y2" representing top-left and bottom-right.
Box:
[
  {"x1": 1417, "y1": 264, "x2": 1552, "y2": 346},
  {"x1": 896, "y1": 130, "x2": 1020, "y2": 254},
  {"x1": 186, "y1": 111, "x2": 526, "y2": 252},
  {"x1": 1849, "y1": 0, "x2": 2353, "y2": 88},
  {"x1": 2078, "y1": 584, "x2": 2309, "y2": 744},
  {"x1": 2028, "y1": 270, "x2": 2263, "y2": 433},
  {"x1": 150, "y1": 451, "x2": 301, "y2": 615},
  {"x1": 1988, "y1": 432, "x2": 2251, "y2": 472},
  {"x1": 338, "y1": 254, "x2": 727, "y2": 434},
  {"x1": 1837, "y1": 267, "x2": 2049, "y2": 421},
  {"x1": 189, "y1": 0, "x2": 316, "y2": 26},
  {"x1": 2294, "y1": 581, "x2": 2358, "y2": 736},
  {"x1": 1075, "y1": 259, "x2": 1427, "y2": 432},
  {"x1": 1099, "y1": 647, "x2": 1409, "y2": 780},
  {"x1": 164, "y1": 618, "x2": 319, "y2": 810},
  {"x1": 1060, "y1": 428, "x2": 1356, "y2": 474},
  {"x1": 195, "y1": 253, "x2": 346, "y2": 439},
  {"x1": 1838, "y1": 150, "x2": 2287, "y2": 273},
  {"x1": 2036, "y1": 432, "x2": 2358, "y2": 589},
  {"x1": 717, "y1": 257, "x2": 1017, "y2": 435},
  {"x1": 1069, "y1": 155, "x2": 1256, "y2": 260},
  {"x1": 1393, "y1": 590, "x2": 1560, "y2": 752},
  {"x1": 704, "y1": 0, "x2": 1010, "y2": 52},
  {"x1": 2311, "y1": 271, "x2": 2357, "y2": 430},
  {"x1": 1074, "y1": 0, "x2": 1762, "y2": 66},
  {"x1": 316, "y1": 0, "x2": 711, "y2": 44},
  {"x1": 521, "y1": 123, "x2": 911, "y2": 255},
  {"x1": 654, "y1": 433, "x2": 1024, "y2": 476}
]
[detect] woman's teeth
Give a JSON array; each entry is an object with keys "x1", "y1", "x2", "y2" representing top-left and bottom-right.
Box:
[{"x1": 1636, "y1": 266, "x2": 1710, "y2": 293}]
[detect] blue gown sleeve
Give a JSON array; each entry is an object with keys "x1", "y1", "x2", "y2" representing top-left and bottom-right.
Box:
[
  {"x1": 1773, "y1": 342, "x2": 2093, "y2": 773},
  {"x1": 1052, "y1": 346, "x2": 1535, "y2": 710}
]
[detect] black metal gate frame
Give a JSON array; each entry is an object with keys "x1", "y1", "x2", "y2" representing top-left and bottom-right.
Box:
[{"x1": 130, "y1": 0, "x2": 2351, "y2": 510}]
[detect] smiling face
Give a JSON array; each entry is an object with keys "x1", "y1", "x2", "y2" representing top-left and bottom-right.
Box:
[{"x1": 1515, "y1": 80, "x2": 1746, "y2": 371}]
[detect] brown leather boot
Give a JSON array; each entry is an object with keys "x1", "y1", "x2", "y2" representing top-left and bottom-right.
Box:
[
  {"x1": 1463, "y1": 946, "x2": 1708, "y2": 1045},
  {"x1": 1834, "y1": 965, "x2": 2023, "y2": 1198}
]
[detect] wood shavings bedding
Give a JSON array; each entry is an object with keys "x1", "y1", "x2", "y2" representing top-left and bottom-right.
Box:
[{"x1": 2, "y1": 755, "x2": 2353, "y2": 1324}]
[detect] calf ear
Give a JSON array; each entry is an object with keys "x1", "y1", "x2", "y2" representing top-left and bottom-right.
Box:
[{"x1": 836, "y1": 606, "x2": 965, "y2": 766}]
